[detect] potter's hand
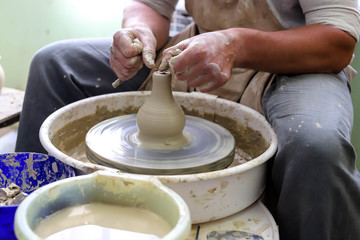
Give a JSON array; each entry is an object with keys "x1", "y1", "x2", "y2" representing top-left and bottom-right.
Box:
[
  {"x1": 159, "y1": 32, "x2": 235, "y2": 92},
  {"x1": 110, "y1": 27, "x2": 156, "y2": 81}
]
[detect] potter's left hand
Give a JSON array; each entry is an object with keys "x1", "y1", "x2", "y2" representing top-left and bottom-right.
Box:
[{"x1": 159, "y1": 31, "x2": 235, "y2": 92}]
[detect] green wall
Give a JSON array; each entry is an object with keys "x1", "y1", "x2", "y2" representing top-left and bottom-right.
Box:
[
  {"x1": 0, "y1": 0, "x2": 128, "y2": 90},
  {"x1": 1, "y1": 0, "x2": 360, "y2": 169}
]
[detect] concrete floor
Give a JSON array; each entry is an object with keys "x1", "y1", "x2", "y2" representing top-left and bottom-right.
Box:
[{"x1": 0, "y1": 124, "x2": 18, "y2": 154}]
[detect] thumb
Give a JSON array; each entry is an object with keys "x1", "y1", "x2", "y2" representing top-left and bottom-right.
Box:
[
  {"x1": 159, "y1": 48, "x2": 182, "y2": 71},
  {"x1": 131, "y1": 38, "x2": 143, "y2": 55},
  {"x1": 124, "y1": 29, "x2": 156, "y2": 68},
  {"x1": 136, "y1": 34, "x2": 156, "y2": 69},
  {"x1": 142, "y1": 46, "x2": 156, "y2": 69}
]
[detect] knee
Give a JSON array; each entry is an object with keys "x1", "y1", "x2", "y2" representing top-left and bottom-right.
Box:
[
  {"x1": 30, "y1": 40, "x2": 74, "y2": 70},
  {"x1": 273, "y1": 127, "x2": 355, "y2": 182}
]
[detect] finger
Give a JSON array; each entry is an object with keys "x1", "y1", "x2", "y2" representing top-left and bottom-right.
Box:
[
  {"x1": 142, "y1": 47, "x2": 155, "y2": 68},
  {"x1": 171, "y1": 47, "x2": 205, "y2": 74},
  {"x1": 159, "y1": 48, "x2": 183, "y2": 71},
  {"x1": 111, "y1": 64, "x2": 143, "y2": 81},
  {"x1": 198, "y1": 81, "x2": 218, "y2": 92},
  {"x1": 174, "y1": 59, "x2": 207, "y2": 82},
  {"x1": 158, "y1": 59, "x2": 170, "y2": 71},
  {"x1": 187, "y1": 63, "x2": 230, "y2": 90},
  {"x1": 113, "y1": 31, "x2": 143, "y2": 58},
  {"x1": 110, "y1": 54, "x2": 143, "y2": 81},
  {"x1": 135, "y1": 33, "x2": 156, "y2": 68},
  {"x1": 111, "y1": 43, "x2": 143, "y2": 69},
  {"x1": 188, "y1": 75, "x2": 223, "y2": 93},
  {"x1": 132, "y1": 38, "x2": 143, "y2": 52}
]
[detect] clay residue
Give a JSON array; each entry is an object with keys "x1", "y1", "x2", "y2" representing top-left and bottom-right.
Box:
[
  {"x1": 0, "y1": 183, "x2": 28, "y2": 206},
  {"x1": 215, "y1": 115, "x2": 268, "y2": 158},
  {"x1": 52, "y1": 105, "x2": 139, "y2": 153},
  {"x1": 183, "y1": 108, "x2": 215, "y2": 122},
  {"x1": 25, "y1": 154, "x2": 36, "y2": 179},
  {"x1": 1, "y1": 153, "x2": 73, "y2": 194}
]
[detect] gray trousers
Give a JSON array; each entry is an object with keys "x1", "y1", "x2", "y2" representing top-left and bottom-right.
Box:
[{"x1": 16, "y1": 38, "x2": 360, "y2": 240}]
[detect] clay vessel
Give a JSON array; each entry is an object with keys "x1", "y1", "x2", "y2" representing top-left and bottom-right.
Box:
[{"x1": 136, "y1": 71, "x2": 188, "y2": 149}]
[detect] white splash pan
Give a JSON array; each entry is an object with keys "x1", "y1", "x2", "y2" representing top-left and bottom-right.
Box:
[{"x1": 40, "y1": 91, "x2": 277, "y2": 224}]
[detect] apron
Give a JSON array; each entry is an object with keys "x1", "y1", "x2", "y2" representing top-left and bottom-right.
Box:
[{"x1": 139, "y1": 0, "x2": 284, "y2": 114}]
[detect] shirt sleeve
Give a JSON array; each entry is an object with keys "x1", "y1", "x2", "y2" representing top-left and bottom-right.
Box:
[
  {"x1": 300, "y1": 0, "x2": 360, "y2": 41},
  {"x1": 134, "y1": 0, "x2": 178, "y2": 19}
]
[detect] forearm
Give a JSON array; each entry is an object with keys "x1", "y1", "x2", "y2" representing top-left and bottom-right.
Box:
[
  {"x1": 225, "y1": 24, "x2": 356, "y2": 74},
  {"x1": 123, "y1": 1, "x2": 171, "y2": 50}
]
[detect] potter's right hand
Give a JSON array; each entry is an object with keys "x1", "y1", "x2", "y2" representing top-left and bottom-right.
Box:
[{"x1": 110, "y1": 27, "x2": 156, "y2": 81}]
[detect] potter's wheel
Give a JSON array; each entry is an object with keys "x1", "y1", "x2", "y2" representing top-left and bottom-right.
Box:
[{"x1": 86, "y1": 114, "x2": 235, "y2": 175}]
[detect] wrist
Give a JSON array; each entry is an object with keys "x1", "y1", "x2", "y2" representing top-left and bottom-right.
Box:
[{"x1": 221, "y1": 28, "x2": 259, "y2": 69}]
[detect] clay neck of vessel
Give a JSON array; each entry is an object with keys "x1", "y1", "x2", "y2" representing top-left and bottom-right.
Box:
[{"x1": 136, "y1": 71, "x2": 189, "y2": 149}]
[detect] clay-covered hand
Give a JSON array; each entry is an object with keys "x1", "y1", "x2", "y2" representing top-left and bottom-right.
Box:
[
  {"x1": 110, "y1": 27, "x2": 156, "y2": 81},
  {"x1": 159, "y1": 31, "x2": 235, "y2": 92}
]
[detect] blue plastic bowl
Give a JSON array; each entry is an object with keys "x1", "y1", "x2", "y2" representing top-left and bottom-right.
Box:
[{"x1": 0, "y1": 152, "x2": 75, "y2": 240}]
